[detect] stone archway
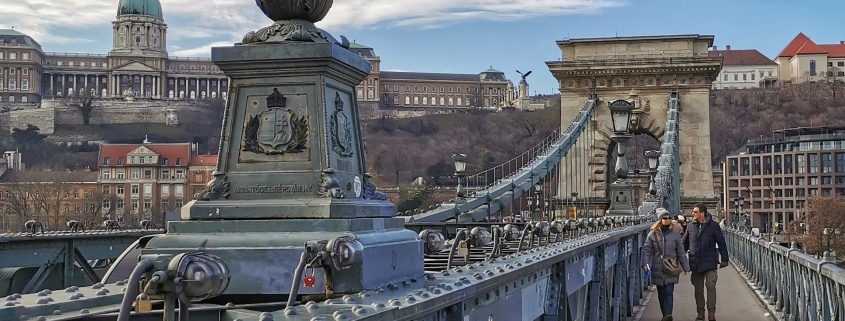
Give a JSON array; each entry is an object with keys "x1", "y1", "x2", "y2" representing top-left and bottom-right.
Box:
[{"x1": 547, "y1": 34, "x2": 723, "y2": 212}]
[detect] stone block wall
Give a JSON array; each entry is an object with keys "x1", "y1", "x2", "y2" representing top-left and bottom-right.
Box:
[{"x1": 10, "y1": 108, "x2": 55, "y2": 134}]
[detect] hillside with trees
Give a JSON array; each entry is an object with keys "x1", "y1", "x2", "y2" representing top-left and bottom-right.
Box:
[
  {"x1": 709, "y1": 82, "x2": 845, "y2": 165},
  {"x1": 362, "y1": 106, "x2": 561, "y2": 186}
]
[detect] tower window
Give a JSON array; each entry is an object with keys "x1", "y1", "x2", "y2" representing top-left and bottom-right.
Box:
[{"x1": 135, "y1": 36, "x2": 141, "y2": 45}]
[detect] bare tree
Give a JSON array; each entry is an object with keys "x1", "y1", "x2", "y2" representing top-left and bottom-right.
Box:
[
  {"x1": 0, "y1": 171, "x2": 85, "y2": 232},
  {"x1": 64, "y1": 87, "x2": 97, "y2": 125},
  {"x1": 798, "y1": 196, "x2": 845, "y2": 259},
  {"x1": 826, "y1": 67, "x2": 843, "y2": 100}
]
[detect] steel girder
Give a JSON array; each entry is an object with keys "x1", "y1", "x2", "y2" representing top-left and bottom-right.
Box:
[
  {"x1": 0, "y1": 229, "x2": 162, "y2": 297},
  {"x1": 0, "y1": 223, "x2": 650, "y2": 321}
]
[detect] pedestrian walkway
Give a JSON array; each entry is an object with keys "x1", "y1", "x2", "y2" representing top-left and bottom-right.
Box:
[{"x1": 637, "y1": 267, "x2": 774, "y2": 321}]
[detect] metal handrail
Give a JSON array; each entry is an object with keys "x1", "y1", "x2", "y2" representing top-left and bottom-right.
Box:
[{"x1": 726, "y1": 228, "x2": 845, "y2": 321}]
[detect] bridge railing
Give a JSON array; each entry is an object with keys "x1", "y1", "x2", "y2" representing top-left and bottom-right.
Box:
[
  {"x1": 725, "y1": 228, "x2": 845, "y2": 321},
  {"x1": 405, "y1": 94, "x2": 597, "y2": 223},
  {"x1": 638, "y1": 92, "x2": 681, "y2": 217}
]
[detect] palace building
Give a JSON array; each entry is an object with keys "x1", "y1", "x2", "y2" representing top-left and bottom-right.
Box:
[{"x1": 0, "y1": 0, "x2": 516, "y2": 110}]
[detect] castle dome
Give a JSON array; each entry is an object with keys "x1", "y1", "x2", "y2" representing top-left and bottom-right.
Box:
[{"x1": 117, "y1": 0, "x2": 163, "y2": 19}]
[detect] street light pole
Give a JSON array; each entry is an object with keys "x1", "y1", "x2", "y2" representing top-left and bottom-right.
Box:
[
  {"x1": 452, "y1": 153, "x2": 467, "y2": 200},
  {"x1": 644, "y1": 150, "x2": 660, "y2": 203},
  {"x1": 606, "y1": 99, "x2": 635, "y2": 216}
]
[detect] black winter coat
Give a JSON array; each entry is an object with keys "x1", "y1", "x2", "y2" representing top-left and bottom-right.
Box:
[{"x1": 683, "y1": 213, "x2": 729, "y2": 273}]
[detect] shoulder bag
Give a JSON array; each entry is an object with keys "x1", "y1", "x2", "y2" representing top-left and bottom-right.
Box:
[{"x1": 653, "y1": 232, "x2": 683, "y2": 276}]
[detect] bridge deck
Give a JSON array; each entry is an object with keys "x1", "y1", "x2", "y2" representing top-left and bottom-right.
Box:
[{"x1": 638, "y1": 266, "x2": 773, "y2": 321}]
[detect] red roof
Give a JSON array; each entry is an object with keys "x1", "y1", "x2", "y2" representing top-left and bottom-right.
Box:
[
  {"x1": 189, "y1": 155, "x2": 218, "y2": 167},
  {"x1": 820, "y1": 44, "x2": 845, "y2": 58},
  {"x1": 777, "y1": 33, "x2": 842, "y2": 58},
  {"x1": 778, "y1": 33, "x2": 812, "y2": 57},
  {"x1": 708, "y1": 48, "x2": 775, "y2": 66},
  {"x1": 98, "y1": 143, "x2": 191, "y2": 168}
]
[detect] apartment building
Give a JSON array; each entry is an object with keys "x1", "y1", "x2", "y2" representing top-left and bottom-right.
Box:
[
  {"x1": 723, "y1": 126, "x2": 845, "y2": 232},
  {"x1": 97, "y1": 142, "x2": 191, "y2": 225}
]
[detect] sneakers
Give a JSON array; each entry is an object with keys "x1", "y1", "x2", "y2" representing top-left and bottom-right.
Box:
[
  {"x1": 708, "y1": 312, "x2": 716, "y2": 321},
  {"x1": 695, "y1": 310, "x2": 705, "y2": 321},
  {"x1": 660, "y1": 315, "x2": 673, "y2": 321}
]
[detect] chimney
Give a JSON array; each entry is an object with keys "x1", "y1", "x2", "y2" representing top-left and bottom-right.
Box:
[
  {"x1": 726, "y1": 45, "x2": 731, "y2": 51},
  {"x1": 712, "y1": 45, "x2": 717, "y2": 51},
  {"x1": 840, "y1": 41, "x2": 844, "y2": 45}
]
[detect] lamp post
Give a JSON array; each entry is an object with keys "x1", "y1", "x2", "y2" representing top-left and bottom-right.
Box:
[
  {"x1": 534, "y1": 182, "x2": 543, "y2": 220},
  {"x1": 453, "y1": 153, "x2": 467, "y2": 199},
  {"x1": 606, "y1": 99, "x2": 635, "y2": 216},
  {"x1": 644, "y1": 150, "x2": 660, "y2": 202},
  {"x1": 733, "y1": 196, "x2": 747, "y2": 231},
  {"x1": 570, "y1": 192, "x2": 579, "y2": 219}
]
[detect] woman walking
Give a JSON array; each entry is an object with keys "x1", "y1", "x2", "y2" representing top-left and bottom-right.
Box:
[{"x1": 642, "y1": 208, "x2": 690, "y2": 321}]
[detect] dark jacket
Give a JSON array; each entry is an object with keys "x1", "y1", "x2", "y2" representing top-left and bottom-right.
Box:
[
  {"x1": 683, "y1": 213, "x2": 729, "y2": 273},
  {"x1": 642, "y1": 227, "x2": 690, "y2": 286}
]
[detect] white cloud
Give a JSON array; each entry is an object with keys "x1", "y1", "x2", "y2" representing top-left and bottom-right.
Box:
[
  {"x1": 171, "y1": 41, "x2": 233, "y2": 57},
  {"x1": 1, "y1": 0, "x2": 622, "y2": 53}
]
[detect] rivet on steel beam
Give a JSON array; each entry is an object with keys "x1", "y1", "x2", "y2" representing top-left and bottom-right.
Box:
[
  {"x1": 342, "y1": 295, "x2": 356, "y2": 304},
  {"x1": 371, "y1": 302, "x2": 385, "y2": 309},
  {"x1": 52, "y1": 310, "x2": 61, "y2": 315},
  {"x1": 388, "y1": 298, "x2": 401, "y2": 306},
  {"x1": 79, "y1": 309, "x2": 89, "y2": 314}
]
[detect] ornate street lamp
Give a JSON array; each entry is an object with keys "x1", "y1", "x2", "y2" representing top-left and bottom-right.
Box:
[
  {"x1": 570, "y1": 192, "x2": 578, "y2": 218},
  {"x1": 453, "y1": 153, "x2": 467, "y2": 199},
  {"x1": 733, "y1": 196, "x2": 747, "y2": 231},
  {"x1": 607, "y1": 99, "x2": 635, "y2": 216},
  {"x1": 645, "y1": 150, "x2": 660, "y2": 194},
  {"x1": 534, "y1": 182, "x2": 543, "y2": 220}
]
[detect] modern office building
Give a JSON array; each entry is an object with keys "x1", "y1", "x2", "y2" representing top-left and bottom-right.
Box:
[{"x1": 723, "y1": 126, "x2": 845, "y2": 232}]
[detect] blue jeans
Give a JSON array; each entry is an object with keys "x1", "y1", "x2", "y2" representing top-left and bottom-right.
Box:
[{"x1": 656, "y1": 283, "x2": 676, "y2": 316}]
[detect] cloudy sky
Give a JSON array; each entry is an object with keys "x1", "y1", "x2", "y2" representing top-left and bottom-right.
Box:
[{"x1": 2, "y1": 0, "x2": 843, "y2": 93}]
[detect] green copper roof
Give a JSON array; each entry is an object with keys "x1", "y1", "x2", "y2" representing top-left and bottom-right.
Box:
[
  {"x1": 482, "y1": 66, "x2": 503, "y2": 74},
  {"x1": 117, "y1": 0, "x2": 163, "y2": 19}
]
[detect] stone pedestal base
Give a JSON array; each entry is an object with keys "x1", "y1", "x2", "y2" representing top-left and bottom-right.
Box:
[
  {"x1": 181, "y1": 198, "x2": 397, "y2": 220},
  {"x1": 144, "y1": 219, "x2": 423, "y2": 295},
  {"x1": 607, "y1": 180, "x2": 635, "y2": 216}
]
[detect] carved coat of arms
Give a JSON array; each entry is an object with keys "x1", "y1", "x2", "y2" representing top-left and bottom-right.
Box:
[
  {"x1": 329, "y1": 92, "x2": 354, "y2": 157},
  {"x1": 243, "y1": 88, "x2": 308, "y2": 155}
]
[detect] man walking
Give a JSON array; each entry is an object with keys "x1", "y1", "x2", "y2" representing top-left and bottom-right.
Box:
[{"x1": 684, "y1": 203, "x2": 729, "y2": 321}]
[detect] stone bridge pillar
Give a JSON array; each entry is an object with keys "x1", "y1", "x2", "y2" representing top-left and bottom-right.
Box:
[{"x1": 547, "y1": 35, "x2": 723, "y2": 215}]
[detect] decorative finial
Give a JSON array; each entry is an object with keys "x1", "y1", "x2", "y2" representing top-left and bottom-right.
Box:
[{"x1": 242, "y1": 0, "x2": 342, "y2": 46}]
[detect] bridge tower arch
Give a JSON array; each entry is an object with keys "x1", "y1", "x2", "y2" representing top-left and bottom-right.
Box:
[{"x1": 547, "y1": 34, "x2": 723, "y2": 214}]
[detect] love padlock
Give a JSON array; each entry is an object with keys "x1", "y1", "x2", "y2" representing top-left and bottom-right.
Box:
[{"x1": 303, "y1": 275, "x2": 316, "y2": 287}]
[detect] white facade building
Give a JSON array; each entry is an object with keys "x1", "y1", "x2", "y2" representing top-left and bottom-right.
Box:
[{"x1": 709, "y1": 45, "x2": 778, "y2": 89}]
